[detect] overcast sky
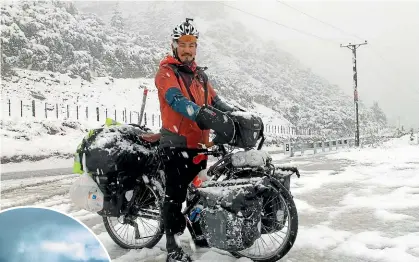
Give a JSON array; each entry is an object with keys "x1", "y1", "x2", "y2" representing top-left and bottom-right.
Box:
[
  {"x1": 219, "y1": 0, "x2": 419, "y2": 129},
  {"x1": 0, "y1": 207, "x2": 110, "y2": 262}
]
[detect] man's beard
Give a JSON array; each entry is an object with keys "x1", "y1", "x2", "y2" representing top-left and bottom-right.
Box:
[{"x1": 181, "y1": 55, "x2": 194, "y2": 65}]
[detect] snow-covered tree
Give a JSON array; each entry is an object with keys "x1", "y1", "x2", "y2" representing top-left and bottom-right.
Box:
[
  {"x1": 0, "y1": 1, "x2": 165, "y2": 80},
  {"x1": 371, "y1": 101, "x2": 387, "y2": 125},
  {"x1": 110, "y1": 3, "x2": 124, "y2": 32}
]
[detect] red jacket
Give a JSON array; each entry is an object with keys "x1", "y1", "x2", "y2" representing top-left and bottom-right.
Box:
[{"x1": 155, "y1": 55, "x2": 218, "y2": 149}]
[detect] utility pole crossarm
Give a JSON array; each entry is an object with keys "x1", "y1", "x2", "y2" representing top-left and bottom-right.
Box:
[
  {"x1": 340, "y1": 40, "x2": 368, "y2": 47},
  {"x1": 340, "y1": 40, "x2": 368, "y2": 147}
]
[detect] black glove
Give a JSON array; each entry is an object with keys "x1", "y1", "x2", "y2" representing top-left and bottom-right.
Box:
[
  {"x1": 195, "y1": 105, "x2": 235, "y2": 144},
  {"x1": 212, "y1": 95, "x2": 236, "y2": 112}
]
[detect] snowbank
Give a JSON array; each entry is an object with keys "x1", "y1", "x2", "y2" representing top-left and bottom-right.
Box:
[
  {"x1": 326, "y1": 134, "x2": 419, "y2": 165},
  {"x1": 0, "y1": 119, "x2": 91, "y2": 163}
]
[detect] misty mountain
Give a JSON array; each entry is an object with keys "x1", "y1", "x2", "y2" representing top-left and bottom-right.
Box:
[{"x1": 1, "y1": 1, "x2": 388, "y2": 137}]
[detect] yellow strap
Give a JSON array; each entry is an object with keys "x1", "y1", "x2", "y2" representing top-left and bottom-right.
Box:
[
  {"x1": 72, "y1": 153, "x2": 83, "y2": 174},
  {"x1": 105, "y1": 118, "x2": 121, "y2": 126}
]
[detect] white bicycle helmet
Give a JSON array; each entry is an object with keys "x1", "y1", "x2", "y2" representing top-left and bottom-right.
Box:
[{"x1": 171, "y1": 18, "x2": 199, "y2": 41}]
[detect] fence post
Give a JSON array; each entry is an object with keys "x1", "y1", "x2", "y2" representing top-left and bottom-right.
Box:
[
  {"x1": 114, "y1": 109, "x2": 116, "y2": 121},
  {"x1": 20, "y1": 100, "x2": 23, "y2": 117},
  {"x1": 130, "y1": 111, "x2": 132, "y2": 123},
  {"x1": 124, "y1": 108, "x2": 127, "y2": 122},
  {"x1": 159, "y1": 116, "x2": 161, "y2": 127},
  {"x1": 76, "y1": 105, "x2": 79, "y2": 120},
  {"x1": 313, "y1": 142, "x2": 317, "y2": 154},
  {"x1": 86, "y1": 106, "x2": 88, "y2": 119},
  {"x1": 56, "y1": 103, "x2": 58, "y2": 119},
  {"x1": 105, "y1": 108, "x2": 108, "y2": 118},
  {"x1": 329, "y1": 141, "x2": 332, "y2": 151},
  {"x1": 67, "y1": 105, "x2": 69, "y2": 118},
  {"x1": 8, "y1": 99, "x2": 11, "y2": 116},
  {"x1": 290, "y1": 140, "x2": 294, "y2": 157},
  {"x1": 152, "y1": 114, "x2": 155, "y2": 126},
  {"x1": 45, "y1": 102, "x2": 47, "y2": 118},
  {"x1": 144, "y1": 112, "x2": 147, "y2": 126},
  {"x1": 32, "y1": 100, "x2": 35, "y2": 117},
  {"x1": 137, "y1": 113, "x2": 140, "y2": 124},
  {"x1": 96, "y1": 107, "x2": 99, "y2": 122}
]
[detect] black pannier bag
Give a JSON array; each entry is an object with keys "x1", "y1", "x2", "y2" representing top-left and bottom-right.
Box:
[
  {"x1": 197, "y1": 178, "x2": 266, "y2": 252},
  {"x1": 74, "y1": 122, "x2": 157, "y2": 216},
  {"x1": 228, "y1": 112, "x2": 263, "y2": 149},
  {"x1": 260, "y1": 167, "x2": 292, "y2": 233},
  {"x1": 77, "y1": 124, "x2": 154, "y2": 177}
]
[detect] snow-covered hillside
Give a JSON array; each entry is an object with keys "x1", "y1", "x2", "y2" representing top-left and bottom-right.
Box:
[
  {"x1": 1, "y1": 1, "x2": 389, "y2": 137},
  {"x1": 1, "y1": 69, "x2": 293, "y2": 128},
  {"x1": 1, "y1": 69, "x2": 293, "y2": 130},
  {"x1": 1, "y1": 69, "x2": 297, "y2": 163}
]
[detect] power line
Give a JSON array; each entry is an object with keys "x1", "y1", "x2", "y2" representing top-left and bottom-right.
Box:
[
  {"x1": 275, "y1": 0, "x2": 398, "y2": 74},
  {"x1": 275, "y1": 1, "x2": 404, "y2": 96},
  {"x1": 276, "y1": 0, "x2": 365, "y2": 41},
  {"x1": 216, "y1": 1, "x2": 340, "y2": 44}
]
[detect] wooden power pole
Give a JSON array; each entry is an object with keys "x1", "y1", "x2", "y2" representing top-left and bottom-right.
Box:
[{"x1": 341, "y1": 40, "x2": 367, "y2": 147}]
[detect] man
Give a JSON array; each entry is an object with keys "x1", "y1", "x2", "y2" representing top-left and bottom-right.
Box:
[{"x1": 155, "y1": 18, "x2": 236, "y2": 262}]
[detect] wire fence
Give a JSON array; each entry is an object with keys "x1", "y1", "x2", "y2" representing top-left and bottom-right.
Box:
[{"x1": 1, "y1": 98, "x2": 314, "y2": 136}]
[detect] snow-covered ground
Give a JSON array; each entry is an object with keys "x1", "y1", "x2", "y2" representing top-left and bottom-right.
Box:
[
  {"x1": 1, "y1": 135, "x2": 418, "y2": 261},
  {"x1": 0, "y1": 69, "x2": 294, "y2": 129},
  {"x1": 1, "y1": 65, "x2": 293, "y2": 129},
  {"x1": 1, "y1": 69, "x2": 300, "y2": 164}
]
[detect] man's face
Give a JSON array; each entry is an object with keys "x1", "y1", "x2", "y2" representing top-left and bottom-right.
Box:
[{"x1": 175, "y1": 39, "x2": 197, "y2": 63}]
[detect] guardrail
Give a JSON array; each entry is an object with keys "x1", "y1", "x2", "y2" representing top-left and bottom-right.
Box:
[
  {"x1": 282, "y1": 138, "x2": 353, "y2": 157},
  {"x1": 265, "y1": 135, "x2": 391, "y2": 157}
]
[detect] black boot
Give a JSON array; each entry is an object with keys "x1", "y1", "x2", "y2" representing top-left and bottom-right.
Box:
[
  {"x1": 166, "y1": 247, "x2": 193, "y2": 262},
  {"x1": 193, "y1": 238, "x2": 209, "y2": 248},
  {"x1": 166, "y1": 234, "x2": 192, "y2": 262}
]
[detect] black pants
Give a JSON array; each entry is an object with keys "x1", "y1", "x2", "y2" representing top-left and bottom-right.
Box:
[{"x1": 160, "y1": 147, "x2": 207, "y2": 236}]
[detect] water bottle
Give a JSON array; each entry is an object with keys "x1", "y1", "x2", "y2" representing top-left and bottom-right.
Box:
[{"x1": 189, "y1": 204, "x2": 203, "y2": 223}]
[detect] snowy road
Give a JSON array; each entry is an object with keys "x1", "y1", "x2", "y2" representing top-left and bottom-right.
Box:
[
  {"x1": 1, "y1": 167, "x2": 73, "y2": 181},
  {"x1": 1, "y1": 137, "x2": 419, "y2": 262}
]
